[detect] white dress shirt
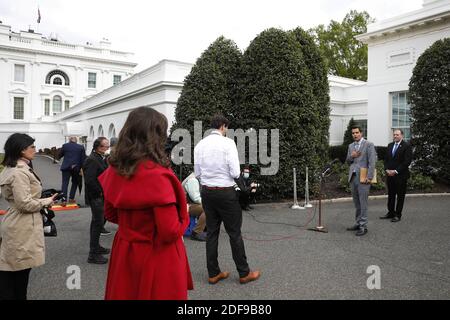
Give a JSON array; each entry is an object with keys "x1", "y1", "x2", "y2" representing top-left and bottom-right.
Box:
[{"x1": 194, "y1": 130, "x2": 241, "y2": 187}]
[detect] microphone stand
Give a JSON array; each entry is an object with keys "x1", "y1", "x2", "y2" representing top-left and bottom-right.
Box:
[{"x1": 308, "y1": 168, "x2": 330, "y2": 233}]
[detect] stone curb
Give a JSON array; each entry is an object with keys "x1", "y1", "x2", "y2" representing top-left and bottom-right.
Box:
[{"x1": 253, "y1": 193, "x2": 450, "y2": 207}]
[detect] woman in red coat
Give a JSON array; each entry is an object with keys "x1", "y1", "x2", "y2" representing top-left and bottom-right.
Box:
[{"x1": 98, "y1": 107, "x2": 193, "y2": 300}]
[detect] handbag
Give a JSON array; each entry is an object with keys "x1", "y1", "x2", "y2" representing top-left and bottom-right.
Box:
[{"x1": 41, "y1": 207, "x2": 57, "y2": 237}]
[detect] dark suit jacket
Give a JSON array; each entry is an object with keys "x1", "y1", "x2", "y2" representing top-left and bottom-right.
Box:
[
  {"x1": 83, "y1": 152, "x2": 108, "y2": 201},
  {"x1": 384, "y1": 140, "x2": 412, "y2": 178},
  {"x1": 59, "y1": 142, "x2": 86, "y2": 172}
]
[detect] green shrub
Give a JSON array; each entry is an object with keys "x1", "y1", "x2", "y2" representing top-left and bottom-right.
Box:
[
  {"x1": 409, "y1": 38, "x2": 450, "y2": 184},
  {"x1": 338, "y1": 160, "x2": 386, "y2": 193},
  {"x1": 407, "y1": 172, "x2": 434, "y2": 191},
  {"x1": 329, "y1": 145, "x2": 348, "y2": 163},
  {"x1": 237, "y1": 28, "x2": 328, "y2": 200},
  {"x1": 342, "y1": 118, "x2": 357, "y2": 146}
]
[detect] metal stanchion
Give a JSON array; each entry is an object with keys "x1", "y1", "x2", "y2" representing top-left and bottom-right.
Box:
[
  {"x1": 291, "y1": 168, "x2": 305, "y2": 210},
  {"x1": 304, "y1": 166, "x2": 313, "y2": 208}
]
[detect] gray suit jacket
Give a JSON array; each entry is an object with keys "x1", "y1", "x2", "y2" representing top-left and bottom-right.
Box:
[{"x1": 346, "y1": 139, "x2": 377, "y2": 183}]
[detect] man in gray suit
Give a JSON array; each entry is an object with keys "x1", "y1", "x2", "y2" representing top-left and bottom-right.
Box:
[{"x1": 345, "y1": 126, "x2": 377, "y2": 236}]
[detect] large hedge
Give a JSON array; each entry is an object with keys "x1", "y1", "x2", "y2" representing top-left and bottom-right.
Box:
[
  {"x1": 170, "y1": 36, "x2": 242, "y2": 179},
  {"x1": 409, "y1": 38, "x2": 450, "y2": 184},
  {"x1": 237, "y1": 28, "x2": 326, "y2": 200},
  {"x1": 291, "y1": 28, "x2": 330, "y2": 162}
]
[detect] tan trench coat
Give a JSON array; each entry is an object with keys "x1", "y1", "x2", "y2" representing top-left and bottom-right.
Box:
[{"x1": 0, "y1": 163, "x2": 52, "y2": 271}]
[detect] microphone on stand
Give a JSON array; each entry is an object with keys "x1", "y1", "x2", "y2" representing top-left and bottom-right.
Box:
[{"x1": 322, "y1": 158, "x2": 340, "y2": 177}]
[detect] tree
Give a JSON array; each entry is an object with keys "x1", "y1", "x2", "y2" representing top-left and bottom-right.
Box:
[
  {"x1": 237, "y1": 28, "x2": 324, "y2": 200},
  {"x1": 309, "y1": 10, "x2": 374, "y2": 81},
  {"x1": 409, "y1": 38, "x2": 450, "y2": 184},
  {"x1": 291, "y1": 27, "x2": 330, "y2": 161},
  {"x1": 342, "y1": 117, "x2": 357, "y2": 146},
  {"x1": 170, "y1": 36, "x2": 242, "y2": 179}
]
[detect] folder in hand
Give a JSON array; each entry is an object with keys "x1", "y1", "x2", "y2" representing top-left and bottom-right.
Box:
[{"x1": 360, "y1": 168, "x2": 377, "y2": 184}]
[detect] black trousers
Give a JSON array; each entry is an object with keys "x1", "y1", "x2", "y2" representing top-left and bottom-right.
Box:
[
  {"x1": 89, "y1": 197, "x2": 105, "y2": 254},
  {"x1": 61, "y1": 169, "x2": 79, "y2": 200},
  {"x1": 387, "y1": 175, "x2": 408, "y2": 217},
  {"x1": 201, "y1": 188, "x2": 250, "y2": 278},
  {"x1": 0, "y1": 268, "x2": 31, "y2": 300}
]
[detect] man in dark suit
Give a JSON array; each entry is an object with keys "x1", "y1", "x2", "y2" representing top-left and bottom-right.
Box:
[
  {"x1": 59, "y1": 136, "x2": 86, "y2": 204},
  {"x1": 380, "y1": 129, "x2": 412, "y2": 222},
  {"x1": 83, "y1": 137, "x2": 110, "y2": 264}
]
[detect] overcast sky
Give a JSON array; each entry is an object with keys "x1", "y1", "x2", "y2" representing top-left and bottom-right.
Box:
[{"x1": 1, "y1": 0, "x2": 423, "y2": 72}]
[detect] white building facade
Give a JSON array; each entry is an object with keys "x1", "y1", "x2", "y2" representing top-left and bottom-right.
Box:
[
  {"x1": 2, "y1": 0, "x2": 449, "y2": 152},
  {"x1": 357, "y1": 0, "x2": 450, "y2": 145},
  {"x1": 0, "y1": 22, "x2": 136, "y2": 150}
]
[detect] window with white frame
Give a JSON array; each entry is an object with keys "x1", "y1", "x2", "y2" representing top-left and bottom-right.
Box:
[
  {"x1": 53, "y1": 95, "x2": 62, "y2": 114},
  {"x1": 13, "y1": 97, "x2": 24, "y2": 119},
  {"x1": 65, "y1": 100, "x2": 70, "y2": 111},
  {"x1": 98, "y1": 125, "x2": 104, "y2": 137},
  {"x1": 88, "y1": 72, "x2": 97, "y2": 88},
  {"x1": 391, "y1": 91, "x2": 411, "y2": 141},
  {"x1": 113, "y1": 75, "x2": 122, "y2": 85},
  {"x1": 44, "y1": 99, "x2": 50, "y2": 116},
  {"x1": 53, "y1": 76, "x2": 63, "y2": 85},
  {"x1": 14, "y1": 64, "x2": 25, "y2": 82},
  {"x1": 108, "y1": 123, "x2": 116, "y2": 138},
  {"x1": 89, "y1": 126, "x2": 95, "y2": 141}
]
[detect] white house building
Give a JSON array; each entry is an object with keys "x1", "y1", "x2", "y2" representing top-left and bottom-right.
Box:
[
  {"x1": 357, "y1": 0, "x2": 450, "y2": 145},
  {"x1": 0, "y1": 22, "x2": 136, "y2": 150},
  {"x1": 1, "y1": 0, "x2": 449, "y2": 152}
]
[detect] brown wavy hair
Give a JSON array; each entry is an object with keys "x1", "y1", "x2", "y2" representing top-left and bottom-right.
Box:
[{"x1": 109, "y1": 107, "x2": 170, "y2": 177}]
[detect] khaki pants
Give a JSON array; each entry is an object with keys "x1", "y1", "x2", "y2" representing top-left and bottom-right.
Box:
[{"x1": 189, "y1": 203, "x2": 206, "y2": 234}]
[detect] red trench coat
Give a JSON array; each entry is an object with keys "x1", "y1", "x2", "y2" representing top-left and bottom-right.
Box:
[{"x1": 99, "y1": 160, "x2": 193, "y2": 300}]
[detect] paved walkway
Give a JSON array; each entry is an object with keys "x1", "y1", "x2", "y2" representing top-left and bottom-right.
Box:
[{"x1": 1, "y1": 155, "x2": 449, "y2": 299}]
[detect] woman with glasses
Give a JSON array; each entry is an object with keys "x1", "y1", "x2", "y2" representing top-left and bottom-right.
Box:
[{"x1": 0, "y1": 133, "x2": 57, "y2": 300}]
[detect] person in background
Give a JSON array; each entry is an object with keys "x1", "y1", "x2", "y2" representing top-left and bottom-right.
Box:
[
  {"x1": 59, "y1": 136, "x2": 86, "y2": 205},
  {"x1": 182, "y1": 172, "x2": 207, "y2": 241},
  {"x1": 0, "y1": 133, "x2": 57, "y2": 300},
  {"x1": 381, "y1": 129, "x2": 412, "y2": 222},
  {"x1": 236, "y1": 167, "x2": 258, "y2": 211},
  {"x1": 83, "y1": 137, "x2": 110, "y2": 264},
  {"x1": 99, "y1": 107, "x2": 193, "y2": 300},
  {"x1": 100, "y1": 136, "x2": 118, "y2": 236}
]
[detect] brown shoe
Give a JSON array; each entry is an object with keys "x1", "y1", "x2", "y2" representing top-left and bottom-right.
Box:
[
  {"x1": 239, "y1": 270, "x2": 261, "y2": 284},
  {"x1": 68, "y1": 199, "x2": 76, "y2": 204},
  {"x1": 208, "y1": 271, "x2": 230, "y2": 284}
]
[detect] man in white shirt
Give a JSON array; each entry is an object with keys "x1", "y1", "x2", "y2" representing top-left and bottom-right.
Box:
[{"x1": 194, "y1": 114, "x2": 260, "y2": 285}]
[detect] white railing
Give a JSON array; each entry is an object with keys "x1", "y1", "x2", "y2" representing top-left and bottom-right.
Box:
[
  {"x1": 110, "y1": 50, "x2": 127, "y2": 57},
  {"x1": 42, "y1": 40, "x2": 76, "y2": 49},
  {"x1": 85, "y1": 47, "x2": 102, "y2": 54},
  {"x1": 10, "y1": 36, "x2": 31, "y2": 44}
]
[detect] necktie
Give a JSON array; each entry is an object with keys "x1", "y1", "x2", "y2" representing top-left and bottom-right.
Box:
[{"x1": 392, "y1": 143, "x2": 398, "y2": 156}]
